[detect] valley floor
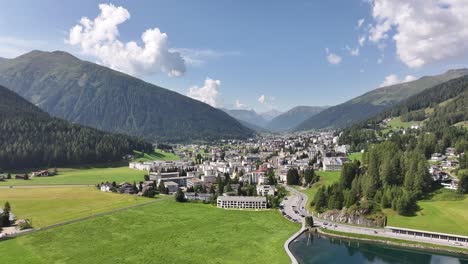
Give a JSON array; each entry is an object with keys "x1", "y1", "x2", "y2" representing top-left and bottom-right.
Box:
[
  {"x1": 0, "y1": 199, "x2": 298, "y2": 264},
  {"x1": 0, "y1": 166, "x2": 146, "y2": 186},
  {"x1": 0, "y1": 187, "x2": 150, "y2": 227}
]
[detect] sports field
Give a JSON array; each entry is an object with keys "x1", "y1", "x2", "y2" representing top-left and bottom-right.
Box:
[
  {"x1": 0, "y1": 200, "x2": 299, "y2": 264},
  {"x1": 0, "y1": 187, "x2": 150, "y2": 227}
]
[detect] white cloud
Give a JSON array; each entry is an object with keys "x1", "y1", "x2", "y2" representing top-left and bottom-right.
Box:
[
  {"x1": 234, "y1": 99, "x2": 246, "y2": 109},
  {"x1": 258, "y1": 95, "x2": 266, "y2": 104},
  {"x1": 367, "y1": 0, "x2": 468, "y2": 68},
  {"x1": 380, "y1": 74, "x2": 417, "y2": 87},
  {"x1": 357, "y1": 18, "x2": 365, "y2": 28},
  {"x1": 170, "y1": 48, "x2": 240, "y2": 66},
  {"x1": 68, "y1": 3, "x2": 185, "y2": 77},
  {"x1": 358, "y1": 35, "x2": 366, "y2": 46},
  {"x1": 346, "y1": 45, "x2": 360, "y2": 56},
  {"x1": 325, "y1": 48, "x2": 342, "y2": 64},
  {"x1": 187, "y1": 78, "x2": 221, "y2": 107}
]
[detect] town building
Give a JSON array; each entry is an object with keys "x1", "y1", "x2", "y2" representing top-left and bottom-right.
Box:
[
  {"x1": 256, "y1": 185, "x2": 275, "y2": 196},
  {"x1": 217, "y1": 196, "x2": 267, "y2": 209},
  {"x1": 322, "y1": 157, "x2": 343, "y2": 171}
]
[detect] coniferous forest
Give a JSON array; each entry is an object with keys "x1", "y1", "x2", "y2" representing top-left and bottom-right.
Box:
[
  {"x1": 0, "y1": 85, "x2": 152, "y2": 169},
  {"x1": 324, "y1": 74, "x2": 468, "y2": 217}
]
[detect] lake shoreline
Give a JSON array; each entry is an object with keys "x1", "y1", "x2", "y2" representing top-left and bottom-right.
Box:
[{"x1": 317, "y1": 228, "x2": 468, "y2": 258}]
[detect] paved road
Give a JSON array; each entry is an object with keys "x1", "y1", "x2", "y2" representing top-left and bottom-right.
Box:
[{"x1": 282, "y1": 185, "x2": 468, "y2": 250}]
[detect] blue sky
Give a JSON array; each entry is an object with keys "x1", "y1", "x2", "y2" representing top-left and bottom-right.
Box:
[{"x1": 1, "y1": 0, "x2": 468, "y2": 112}]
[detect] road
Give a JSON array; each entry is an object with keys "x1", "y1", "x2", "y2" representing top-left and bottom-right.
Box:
[{"x1": 282, "y1": 185, "x2": 468, "y2": 250}]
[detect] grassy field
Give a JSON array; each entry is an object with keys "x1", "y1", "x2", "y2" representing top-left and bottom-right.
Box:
[
  {"x1": 385, "y1": 190, "x2": 468, "y2": 236},
  {"x1": 384, "y1": 117, "x2": 421, "y2": 133},
  {"x1": 347, "y1": 152, "x2": 363, "y2": 162},
  {"x1": 0, "y1": 187, "x2": 150, "y2": 227},
  {"x1": 0, "y1": 200, "x2": 299, "y2": 264},
  {"x1": 0, "y1": 166, "x2": 146, "y2": 186},
  {"x1": 297, "y1": 171, "x2": 341, "y2": 212},
  {"x1": 133, "y1": 149, "x2": 180, "y2": 162}
]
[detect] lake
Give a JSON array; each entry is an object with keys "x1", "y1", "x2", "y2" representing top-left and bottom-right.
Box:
[{"x1": 289, "y1": 231, "x2": 468, "y2": 264}]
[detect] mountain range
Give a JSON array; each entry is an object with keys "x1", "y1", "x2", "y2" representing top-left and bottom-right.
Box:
[
  {"x1": 294, "y1": 69, "x2": 468, "y2": 131},
  {"x1": 0, "y1": 84, "x2": 152, "y2": 169},
  {"x1": 0, "y1": 51, "x2": 254, "y2": 142},
  {"x1": 266, "y1": 106, "x2": 329, "y2": 132},
  {"x1": 223, "y1": 106, "x2": 328, "y2": 132}
]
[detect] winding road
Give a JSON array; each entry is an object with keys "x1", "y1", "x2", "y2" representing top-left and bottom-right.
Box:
[{"x1": 281, "y1": 184, "x2": 468, "y2": 263}]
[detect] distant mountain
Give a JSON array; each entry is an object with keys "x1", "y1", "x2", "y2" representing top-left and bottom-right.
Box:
[
  {"x1": 222, "y1": 109, "x2": 268, "y2": 127},
  {"x1": 266, "y1": 106, "x2": 329, "y2": 132},
  {"x1": 0, "y1": 85, "x2": 152, "y2": 169},
  {"x1": 259, "y1": 109, "x2": 283, "y2": 121},
  {"x1": 294, "y1": 69, "x2": 468, "y2": 131},
  {"x1": 237, "y1": 120, "x2": 271, "y2": 133},
  {"x1": 0, "y1": 57, "x2": 7, "y2": 65},
  {"x1": 0, "y1": 50, "x2": 254, "y2": 142}
]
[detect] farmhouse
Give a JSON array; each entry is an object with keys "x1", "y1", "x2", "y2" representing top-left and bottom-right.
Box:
[
  {"x1": 217, "y1": 196, "x2": 267, "y2": 209},
  {"x1": 15, "y1": 174, "x2": 28, "y2": 180},
  {"x1": 32, "y1": 170, "x2": 52, "y2": 177}
]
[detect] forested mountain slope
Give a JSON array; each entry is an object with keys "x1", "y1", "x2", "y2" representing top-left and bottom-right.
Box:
[
  {"x1": 0, "y1": 50, "x2": 254, "y2": 142},
  {"x1": 0, "y1": 85, "x2": 152, "y2": 169},
  {"x1": 295, "y1": 69, "x2": 468, "y2": 131},
  {"x1": 266, "y1": 106, "x2": 328, "y2": 132}
]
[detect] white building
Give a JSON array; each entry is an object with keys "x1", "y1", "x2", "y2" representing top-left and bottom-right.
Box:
[
  {"x1": 322, "y1": 157, "x2": 343, "y2": 171},
  {"x1": 256, "y1": 185, "x2": 275, "y2": 196},
  {"x1": 217, "y1": 196, "x2": 267, "y2": 209},
  {"x1": 129, "y1": 162, "x2": 152, "y2": 171}
]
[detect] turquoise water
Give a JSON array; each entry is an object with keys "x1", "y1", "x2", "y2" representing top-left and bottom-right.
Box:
[{"x1": 289, "y1": 232, "x2": 468, "y2": 264}]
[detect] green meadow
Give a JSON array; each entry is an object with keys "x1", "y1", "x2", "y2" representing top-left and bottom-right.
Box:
[
  {"x1": 297, "y1": 171, "x2": 341, "y2": 212},
  {"x1": 347, "y1": 152, "x2": 363, "y2": 162},
  {"x1": 385, "y1": 190, "x2": 468, "y2": 236},
  {"x1": 0, "y1": 187, "x2": 150, "y2": 227},
  {"x1": 0, "y1": 166, "x2": 146, "y2": 186},
  {"x1": 0, "y1": 200, "x2": 299, "y2": 264},
  {"x1": 133, "y1": 149, "x2": 180, "y2": 162}
]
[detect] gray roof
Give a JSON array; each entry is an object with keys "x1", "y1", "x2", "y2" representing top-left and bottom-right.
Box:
[
  {"x1": 218, "y1": 196, "x2": 266, "y2": 202},
  {"x1": 164, "y1": 181, "x2": 179, "y2": 186}
]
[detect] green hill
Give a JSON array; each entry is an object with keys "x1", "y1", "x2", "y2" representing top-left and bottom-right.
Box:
[
  {"x1": 294, "y1": 69, "x2": 468, "y2": 131},
  {"x1": 340, "y1": 74, "x2": 468, "y2": 151},
  {"x1": 266, "y1": 105, "x2": 328, "y2": 132},
  {"x1": 0, "y1": 85, "x2": 152, "y2": 169},
  {"x1": 0, "y1": 50, "x2": 254, "y2": 142}
]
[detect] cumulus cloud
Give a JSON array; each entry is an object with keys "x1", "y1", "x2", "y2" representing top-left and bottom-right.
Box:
[
  {"x1": 170, "y1": 48, "x2": 241, "y2": 66},
  {"x1": 187, "y1": 78, "x2": 221, "y2": 107},
  {"x1": 380, "y1": 74, "x2": 417, "y2": 87},
  {"x1": 68, "y1": 3, "x2": 185, "y2": 77},
  {"x1": 325, "y1": 48, "x2": 342, "y2": 64},
  {"x1": 234, "y1": 99, "x2": 246, "y2": 109},
  {"x1": 357, "y1": 18, "x2": 365, "y2": 28},
  {"x1": 346, "y1": 46, "x2": 360, "y2": 56},
  {"x1": 358, "y1": 35, "x2": 366, "y2": 46},
  {"x1": 367, "y1": 0, "x2": 468, "y2": 68},
  {"x1": 258, "y1": 95, "x2": 266, "y2": 104}
]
